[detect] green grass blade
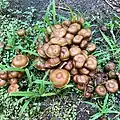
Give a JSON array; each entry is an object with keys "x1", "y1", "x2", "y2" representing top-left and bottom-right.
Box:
[
  {"x1": 52, "y1": 0, "x2": 56, "y2": 24},
  {"x1": 4, "y1": 67, "x2": 25, "y2": 72},
  {"x1": 41, "y1": 92, "x2": 57, "y2": 97},
  {"x1": 102, "y1": 93, "x2": 109, "y2": 110},
  {"x1": 90, "y1": 112, "x2": 102, "y2": 120},
  {"x1": 22, "y1": 50, "x2": 38, "y2": 56}
]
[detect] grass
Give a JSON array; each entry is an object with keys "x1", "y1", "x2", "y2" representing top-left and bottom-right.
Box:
[{"x1": 0, "y1": 0, "x2": 120, "y2": 119}]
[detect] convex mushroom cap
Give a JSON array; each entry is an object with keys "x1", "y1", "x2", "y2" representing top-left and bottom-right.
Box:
[
  {"x1": 95, "y1": 85, "x2": 107, "y2": 96},
  {"x1": 105, "y1": 62, "x2": 115, "y2": 71},
  {"x1": 105, "y1": 79, "x2": 118, "y2": 93},
  {"x1": 86, "y1": 43, "x2": 96, "y2": 52},
  {"x1": 70, "y1": 46, "x2": 81, "y2": 57},
  {"x1": 8, "y1": 84, "x2": 19, "y2": 94},
  {"x1": 0, "y1": 71, "x2": 8, "y2": 80},
  {"x1": 17, "y1": 29, "x2": 25, "y2": 37},
  {"x1": 50, "y1": 69, "x2": 70, "y2": 88},
  {"x1": 0, "y1": 79, "x2": 6, "y2": 87},
  {"x1": 11, "y1": 55, "x2": 29, "y2": 68}
]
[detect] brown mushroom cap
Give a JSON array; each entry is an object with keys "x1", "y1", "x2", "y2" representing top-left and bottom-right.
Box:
[
  {"x1": 86, "y1": 43, "x2": 96, "y2": 52},
  {"x1": 11, "y1": 55, "x2": 29, "y2": 68},
  {"x1": 79, "y1": 68, "x2": 90, "y2": 75},
  {"x1": 73, "y1": 35, "x2": 83, "y2": 44},
  {"x1": 17, "y1": 29, "x2": 25, "y2": 37},
  {"x1": 78, "y1": 29, "x2": 91, "y2": 38},
  {"x1": 53, "y1": 28, "x2": 67, "y2": 38},
  {"x1": 78, "y1": 17, "x2": 85, "y2": 25},
  {"x1": 0, "y1": 71, "x2": 8, "y2": 80},
  {"x1": 73, "y1": 54, "x2": 86, "y2": 68},
  {"x1": 9, "y1": 78, "x2": 18, "y2": 85},
  {"x1": 62, "y1": 20, "x2": 71, "y2": 28},
  {"x1": 54, "y1": 24, "x2": 62, "y2": 29},
  {"x1": 74, "y1": 75, "x2": 89, "y2": 85},
  {"x1": 105, "y1": 62, "x2": 115, "y2": 71},
  {"x1": 80, "y1": 40, "x2": 88, "y2": 49},
  {"x1": 60, "y1": 47, "x2": 70, "y2": 61},
  {"x1": 84, "y1": 56, "x2": 97, "y2": 70},
  {"x1": 84, "y1": 92, "x2": 92, "y2": 98},
  {"x1": 45, "y1": 57, "x2": 61, "y2": 67},
  {"x1": 72, "y1": 23, "x2": 81, "y2": 31},
  {"x1": 0, "y1": 41, "x2": 4, "y2": 48},
  {"x1": 108, "y1": 71, "x2": 117, "y2": 79},
  {"x1": 70, "y1": 46, "x2": 81, "y2": 57},
  {"x1": 50, "y1": 69, "x2": 70, "y2": 88},
  {"x1": 77, "y1": 84, "x2": 85, "y2": 90},
  {"x1": 8, "y1": 84, "x2": 19, "y2": 94},
  {"x1": 105, "y1": 79, "x2": 118, "y2": 93},
  {"x1": 65, "y1": 33, "x2": 74, "y2": 45},
  {"x1": 0, "y1": 79, "x2": 6, "y2": 87},
  {"x1": 37, "y1": 45, "x2": 47, "y2": 58},
  {"x1": 64, "y1": 60, "x2": 73, "y2": 71},
  {"x1": 95, "y1": 85, "x2": 107, "y2": 96},
  {"x1": 34, "y1": 57, "x2": 45, "y2": 70},
  {"x1": 8, "y1": 71, "x2": 19, "y2": 79},
  {"x1": 50, "y1": 37, "x2": 67, "y2": 46},
  {"x1": 81, "y1": 50, "x2": 88, "y2": 59},
  {"x1": 71, "y1": 68, "x2": 78, "y2": 75},
  {"x1": 45, "y1": 45, "x2": 61, "y2": 58},
  {"x1": 68, "y1": 24, "x2": 78, "y2": 34}
]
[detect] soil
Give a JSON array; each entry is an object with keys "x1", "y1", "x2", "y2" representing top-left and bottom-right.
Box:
[{"x1": 7, "y1": 0, "x2": 120, "y2": 120}]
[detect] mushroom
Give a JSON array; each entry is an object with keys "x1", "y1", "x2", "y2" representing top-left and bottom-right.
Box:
[
  {"x1": 0, "y1": 41, "x2": 4, "y2": 48},
  {"x1": 54, "y1": 24, "x2": 62, "y2": 29},
  {"x1": 79, "y1": 68, "x2": 90, "y2": 75},
  {"x1": 50, "y1": 37, "x2": 67, "y2": 46},
  {"x1": 45, "y1": 57, "x2": 61, "y2": 67},
  {"x1": 60, "y1": 47, "x2": 70, "y2": 61},
  {"x1": 17, "y1": 29, "x2": 25, "y2": 37},
  {"x1": 80, "y1": 40, "x2": 88, "y2": 49},
  {"x1": 78, "y1": 29, "x2": 91, "y2": 38},
  {"x1": 49, "y1": 69, "x2": 70, "y2": 88},
  {"x1": 72, "y1": 23, "x2": 81, "y2": 31},
  {"x1": 78, "y1": 17, "x2": 84, "y2": 25},
  {"x1": 34, "y1": 57, "x2": 45, "y2": 70},
  {"x1": 86, "y1": 43, "x2": 96, "y2": 52},
  {"x1": 95, "y1": 85, "x2": 107, "y2": 96},
  {"x1": 74, "y1": 75, "x2": 89, "y2": 85},
  {"x1": 0, "y1": 71, "x2": 8, "y2": 80},
  {"x1": 108, "y1": 71, "x2": 117, "y2": 79},
  {"x1": 86, "y1": 85, "x2": 94, "y2": 93},
  {"x1": 52, "y1": 28, "x2": 67, "y2": 38},
  {"x1": 37, "y1": 45, "x2": 47, "y2": 58},
  {"x1": 73, "y1": 35, "x2": 83, "y2": 44},
  {"x1": 64, "y1": 60, "x2": 73, "y2": 71},
  {"x1": 0, "y1": 79, "x2": 6, "y2": 87},
  {"x1": 71, "y1": 68, "x2": 78, "y2": 75},
  {"x1": 84, "y1": 92, "x2": 92, "y2": 98},
  {"x1": 105, "y1": 79, "x2": 118, "y2": 93},
  {"x1": 62, "y1": 20, "x2": 71, "y2": 28},
  {"x1": 73, "y1": 54, "x2": 86, "y2": 68},
  {"x1": 81, "y1": 50, "x2": 88, "y2": 59},
  {"x1": 8, "y1": 71, "x2": 20, "y2": 79},
  {"x1": 9, "y1": 78, "x2": 18, "y2": 85},
  {"x1": 84, "y1": 55, "x2": 97, "y2": 70},
  {"x1": 65, "y1": 33, "x2": 74, "y2": 45},
  {"x1": 8, "y1": 84, "x2": 19, "y2": 94},
  {"x1": 46, "y1": 26, "x2": 54, "y2": 35},
  {"x1": 11, "y1": 55, "x2": 29, "y2": 68},
  {"x1": 104, "y1": 62, "x2": 115, "y2": 71},
  {"x1": 45, "y1": 45, "x2": 61, "y2": 58},
  {"x1": 67, "y1": 24, "x2": 78, "y2": 34},
  {"x1": 69, "y1": 46, "x2": 81, "y2": 57}
]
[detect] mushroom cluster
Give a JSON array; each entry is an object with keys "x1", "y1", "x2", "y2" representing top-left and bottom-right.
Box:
[
  {"x1": 34, "y1": 17, "x2": 98, "y2": 91},
  {"x1": 95, "y1": 62, "x2": 120, "y2": 96},
  {"x1": 0, "y1": 54, "x2": 29, "y2": 94}
]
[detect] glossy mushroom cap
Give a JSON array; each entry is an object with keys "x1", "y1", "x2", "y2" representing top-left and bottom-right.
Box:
[
  {"x1": 105, "y1": 62, "x2": 115, "y2": 71},
  {"x1": 34, "y1": 57, "x2": 45, "y2": 70},
  {"x1": 86, "y1": 43, "x2": 96, "y2": 52},
  {"x1": 73, "y1": 35, "x2": 83, "y2": 44},
  {"x1": 17, "y1": 29, "x2": 25, "y2": 37},
  {"x1": 11, "y1": 55, "x2": 29, "y2": 68},
  {"x1": 50, "y1": 37, "x2": 67, "y2": 46},
  {"x1": 62, "y1": 20, "x2": 71, "y2": 28},
  {"x1": 8, "y1": 71, "x2": 20, "y2": 79},
  {"x1": 84, "y1": 92, "x2": 92, "y2": 98},
  {"x1": 78, "y1": 17, "x2": 85, "y2": 25},
  {"x1": 37, "y1": 45, "x2": 47, "y2": 58},
  {"x1": 8, "y1": 84, "x2": 19, "y2": 94},
  {"x1": 50, "y1": 69, "x2": 70, "y2": 88},
  {"x1": 105, "y1": 79, "x2": 118, "y2": 93},
  {"x1": 9, "y1": 78, "x2": 18, "y2": 85},
  {"x1": 60, "y1": 47, "x2": 70, "y2": 61},
  {"x1": 0, "y1": 79, "x2": 6, "y2": 87},
  {"x1": 0, "y1": 71, "x2": 8, "y2": 80},
  {"x1": 65, "y1": 33, "x2": 74, "y2": 45},
  {"x1": 95, "y1": 85, "x2": 107, "y2": 96},
  {"x1": 78, "y1": 29, "x2": 91, "y2": 38},
  {"x1": 45, "y1": 45, "x2": 61, "y2": 58},
  {"x1": 79, "y1": 68, "x2": 90, "y2": 75},
  {"x1": 68, "y1": 24, "x2": 78, "y2": 34},
  {"x1": 84, "y1": 55, "x2": 97, "y2": 70},
  {"x1": 64, "y1": 60, "x2": 73, "y2": 71},
  {"x1": 45, "y1": 57, "x2": 61, "y2": 67},
  {"x1": 70, "y1": 46, "x2": 81, "y2": 57},
  {"x1": 80, "y1": 40, "x2": 88, "y2": 49},
  {"x1": 108, "y1": 71, "x2": 117, "y2": 79},
  {"x1": 73, "y1": 54, "x2": 86, "y2": 68},
  {"x1": 71, "y1": 68, "x2": 78, "y2": 75}
]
